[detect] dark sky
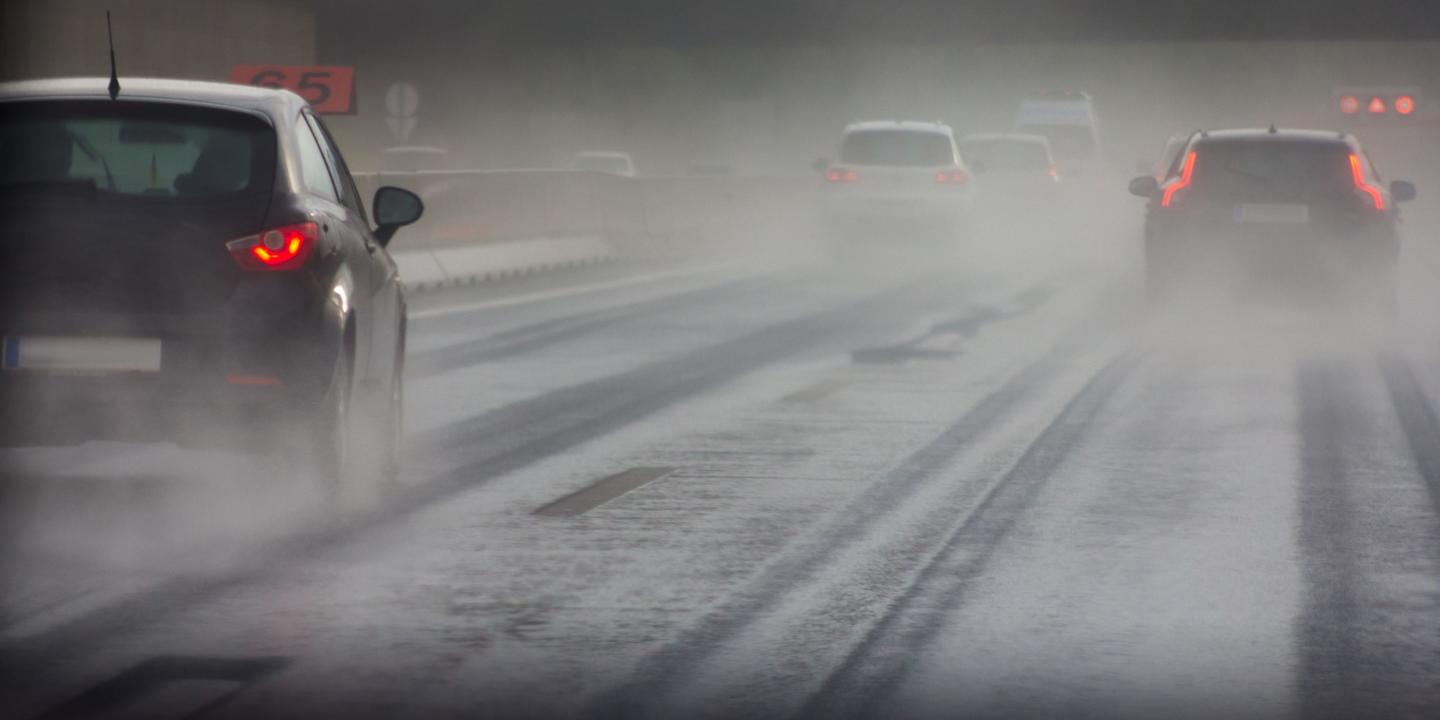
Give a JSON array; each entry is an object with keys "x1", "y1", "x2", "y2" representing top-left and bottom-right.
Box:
[{"x1": 318, "y1": 0, "x2": 1440, "y2": 45}]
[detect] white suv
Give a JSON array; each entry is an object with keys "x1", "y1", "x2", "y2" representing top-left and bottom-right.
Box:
[{"x1": 818, "y1": 120, "x2": 972, "y2": 237}]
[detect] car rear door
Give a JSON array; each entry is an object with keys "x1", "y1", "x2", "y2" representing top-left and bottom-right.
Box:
[
  {"x1": 292, "y1": 112, "x2": 376, "y2": 381},
  {"x1": 305, "y1": 112, "x2": 402, "y2": 386}
]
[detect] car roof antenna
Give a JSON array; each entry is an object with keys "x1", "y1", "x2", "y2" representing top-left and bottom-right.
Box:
[{"x1": 106, "y1": 10, "x2": 121, "y2": 100}]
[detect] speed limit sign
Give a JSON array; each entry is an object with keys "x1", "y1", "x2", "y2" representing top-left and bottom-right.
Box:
[{"x1": 231, "y1": 65, "x2": 355, "y2": 114}]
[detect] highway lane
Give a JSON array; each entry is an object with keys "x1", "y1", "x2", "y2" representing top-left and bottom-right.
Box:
[
  {"x1": 0, "y1": 240, "x2": 1071, "y2": 713},
  {"x1": 3, "y1": 230, "x2": 1440, "y2": 718}
]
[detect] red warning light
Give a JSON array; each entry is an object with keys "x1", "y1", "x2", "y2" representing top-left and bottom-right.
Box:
[
  {"x1": 1395, "y1": 95, "x2": 1416, "y2": 116},
  {"x1": 1339, "y1": 96, "x2": 1360, "y2": 114},
  {"x1": 1368, "y1": 96, "x2": 1388, "y2": 114}
]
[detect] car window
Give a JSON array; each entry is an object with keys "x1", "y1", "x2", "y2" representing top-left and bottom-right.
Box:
[
  {"x1": 1018, "y1": 124, "x2": 1096, "y2": 160},
  {"x1": 306, "y1": 113, "x2": 365, "y2": 218},
  {"x1": 1189, "y1": 140, "x2": 1355, "y2": 203},
  {"x1": 0, "y1": 100, "x2": 275, "y2": 199},
  {"x1": 294, "y1": 115, "x2": 338, "y2": 202},
  {"x1": 840, "y1": 130, "x2": 955, "y2": 166}
]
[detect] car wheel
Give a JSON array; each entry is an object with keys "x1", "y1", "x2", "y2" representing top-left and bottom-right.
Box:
[
  {"x1": 1144, "y1": 248, "x2": 1178, "y2": 304},
  {"x1": 379, "y1": 364, "x2": 403, "y2": 488},
  {"x1": 312, "y1": 353, "x2": 352, "y2": 503}
]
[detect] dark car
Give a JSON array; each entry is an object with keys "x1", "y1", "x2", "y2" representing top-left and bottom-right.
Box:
[
  {"x1": 1128, "y1": 128, "x2": 1415, "y2": 303},
  {"x1": 0, "y1": 78, "x2": 423, "y2": 497}
]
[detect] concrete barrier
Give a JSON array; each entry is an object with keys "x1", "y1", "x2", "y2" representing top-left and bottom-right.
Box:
[
  {"x1": 355, "y1": 168, "x2": 815, "y2": 291},
  {"x1": 391, "y1": 236, "x2": 618, "y2": 291}
]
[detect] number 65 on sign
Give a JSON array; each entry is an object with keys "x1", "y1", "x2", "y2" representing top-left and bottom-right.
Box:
[{"x1": 231, "y1": 65, "x2": 355, "y2": 114}]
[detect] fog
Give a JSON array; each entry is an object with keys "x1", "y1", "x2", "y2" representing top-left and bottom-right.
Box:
[{"x1": 3, "y1": 2, "x2": 1440, "y2": 717}]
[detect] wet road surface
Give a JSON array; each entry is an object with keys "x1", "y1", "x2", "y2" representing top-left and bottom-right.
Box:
[{"x1": 3, "y1": 232, "x2": 1440, "y2": 719}]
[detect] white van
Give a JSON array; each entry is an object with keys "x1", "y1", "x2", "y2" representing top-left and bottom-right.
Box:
[{"x1": 1015, "y1": 91, "x2": 1102, "y2": 177}]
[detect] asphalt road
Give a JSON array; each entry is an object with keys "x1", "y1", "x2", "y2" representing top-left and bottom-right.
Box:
[{"x1": 2, "y1": 225, "x2": 1440, "y2": 719}]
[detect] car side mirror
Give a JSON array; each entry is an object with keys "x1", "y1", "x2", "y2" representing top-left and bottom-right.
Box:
[
  {"x1": 1391, "y1": 180, "x2": 1416, "y2": 203},
  {"x1": 372, "y1": 186, "x2": 424, "y2": 247},
  {"x1": 812, "y1": 157, "x2": 829, "y2": 173},
  {"x1": 1128, "y1": 175, "x2": 1160, "y2": 198}
]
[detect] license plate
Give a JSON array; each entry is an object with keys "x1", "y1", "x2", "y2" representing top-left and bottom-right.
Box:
[
  {"x1": 1234, "y1": 203, "x2": 1309, "y2": 224},
  {"x1": 2, "y1": 336, "x2": 162, "y2": 372}
]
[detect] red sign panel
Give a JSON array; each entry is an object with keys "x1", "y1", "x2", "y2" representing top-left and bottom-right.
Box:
[{"x1": 231, "y1": 65, "x2": 355, "y2": 114}]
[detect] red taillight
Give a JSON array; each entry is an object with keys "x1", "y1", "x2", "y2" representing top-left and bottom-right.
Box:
[
  {"x1": 226, "y1": 222, "x2": 318, "y2": 271},
  {"x1": 1047, "y1": 166, "x2": 1061, "y2": 181},
  {"x1": 825, "y1": 168, "x2": 858, "y2": 183},
  {"x1": 934, "y1": 170, "x2": 969, "y2": 184},
  {"x1": 1160, "y1": 151, "x2": 1197, "y2": 208},
  {"x1": 1349, "y1": 154, "x2": 1385, "y2": 210}
]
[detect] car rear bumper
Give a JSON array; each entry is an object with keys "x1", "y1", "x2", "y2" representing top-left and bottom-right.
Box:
[
  {"x1": 821, "y1": 194, "x2": 968, "y2": 232},
  {"x1": 0, "y1": 375, "x2": 317, "y2": 447},
  {"x1": 0, "y1": 312, "x2": 340, "y2": 448},
  {"x1": 1145, "y1": 221, "x2": 1398, "y2": 296}
]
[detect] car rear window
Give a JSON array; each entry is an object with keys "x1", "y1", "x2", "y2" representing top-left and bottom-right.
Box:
[
  {"x1": 1190, "y1": 140, "x2": 1354, "y2": 204},
  {"x1": 961, "y1": 139, "x2": 1051, "y2": 172},
  {"x1": 1018, "y1": 125, "x2": 1096, "y2": 160},
  {"x1": 840, "y1": 130, "x2": 954, "y2": 167},
  {"x1": 0, "y1": 100, "x2": 275, "y2": 200}
]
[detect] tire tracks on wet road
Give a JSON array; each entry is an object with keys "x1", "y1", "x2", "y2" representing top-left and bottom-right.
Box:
[
  {"x1": 586, "y1": 338, "x2": 1141, "y2": 719},
  {"x1": 1297, "y1": 353, "x2": 1440, "y2": 720},
  {"x1": 0, "y1": 271, "x2": 966, "y2": 688}
]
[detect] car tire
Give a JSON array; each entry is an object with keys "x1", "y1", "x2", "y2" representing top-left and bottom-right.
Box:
[
  {"x1": 312, "y1": 352, "x2": 353, "y2": 504},
  {"x1": 1144, "y1": 246, "x2": 1180, "y2": 304},
  {"x1": 378, "y1": 363, "x2": 403, "y2": 489}
]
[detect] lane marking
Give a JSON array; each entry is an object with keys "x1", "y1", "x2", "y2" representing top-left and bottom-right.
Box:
[
  {"x1": 409, "y1": 261, "x2": 750, "y2": 320},
  {"x1": 2, "y1": 578, "x2": 154, "y2": 642},
  {"x1": 533, "y1": 467, "x2": 678, "y2": 517},
  {"x1": 37, "y1": 656, "x2": 290, "y2": 719}
]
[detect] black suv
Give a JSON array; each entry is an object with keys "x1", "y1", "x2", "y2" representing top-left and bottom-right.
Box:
[
  {"x1": 1128, "y1": 128, "x2": 1415, "y2": 302},
  {"x1": 0, "y1": 78, "x2": 423, "y2": 496}
]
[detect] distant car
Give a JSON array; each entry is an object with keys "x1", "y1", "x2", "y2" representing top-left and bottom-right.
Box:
[
  {"x1": 1140, "y1": 133, "x2": 1190, "y2": 181},
  {"x1": 960, "y1": 133, "x2": 1061, "y2": 188},
  {"x1": 960, "y1": 133, "x2": 1064, "y2": 238},
  {"x1": 1015, "y1": 90, "x2": 1102, "y2": 178},
  {"x1": 573, "y1": 151, "x2": 636, "y2": 178},
  {"x1": 817, "y1": 120, "x2": 973, "y2": 238},
  {"x1": 1129, "y1": 127, "x2": 1415, "y2": 303},
  {"x1": 380, "y1": 146, "x2": 450, "y2": 173},
  {"x1": 0, "y1": 78, "x2": 424, "y2": 496}
]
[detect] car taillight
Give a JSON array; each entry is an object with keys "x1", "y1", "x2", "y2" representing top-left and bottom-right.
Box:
[
  {"x1": 934, "y1": 170, "x2": 969, "y2": 184},
  {"x1": 226, "y1": 222, "x2": 318, "y2": 271},
  {"x1": 1349, "y1": 154, "x2": 1385, "y2": 210},
  {"x1": 1160, "y1": 151, "x2": 1197, "y2": 208},
  {"x1": 826, "y1": 168, "x2": 858, "y2": 183},
  {"x1": 1048, "y1": 166, "x2": 1061, "y2": 181}
]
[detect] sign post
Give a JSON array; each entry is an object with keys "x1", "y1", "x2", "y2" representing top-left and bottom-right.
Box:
[{"x1": 384, "y1": 82, "x2": 420, "y2": 144}]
